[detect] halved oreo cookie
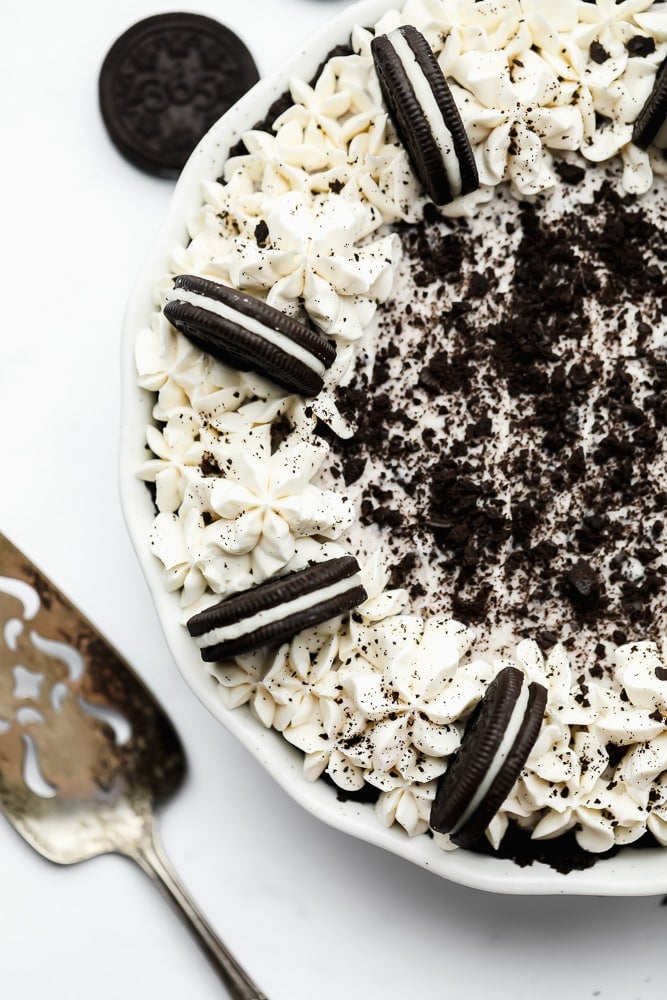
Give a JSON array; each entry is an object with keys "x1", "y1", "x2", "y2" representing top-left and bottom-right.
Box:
[
  {"x1": 430, "y1": 666, "x2": 547, "y2": 848},
  {"x1": 187, "y1": 556, "x2": 367, "y2": 661},
  {"x1": 632, "y1": 57, "x2": 667, "y2": 150},
  {"x1": 99, "y1": 13, "x2": 260, "y2": 178},
  {"x1": 371, "y1": 25, "x2": 478, "y2": 205},
  {"x1": 163, "y1": 274, "x2": 337, "y2": 397}
]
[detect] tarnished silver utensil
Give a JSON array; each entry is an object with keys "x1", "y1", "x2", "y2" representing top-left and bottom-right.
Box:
[{"x1": 0, "y1": 531, "x2": 267, "y2": 1000}]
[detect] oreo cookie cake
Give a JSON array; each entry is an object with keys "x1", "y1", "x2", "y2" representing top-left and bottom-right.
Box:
[{"x1": 135, "y1": 0, "x2": 667, "y2": 865}]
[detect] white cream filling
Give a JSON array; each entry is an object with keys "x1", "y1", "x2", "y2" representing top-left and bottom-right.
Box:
[
  {"x1": 388, "y1": 28, "x2": 463, "y2": 200},
  {"x1": 450, "y1": 677, "x2": 531, "y2": 837},
  {"x1": 165, "y1": 287, "x2": 328, "y2": 377},
  {"x1": 194, "y1": 571, "x2": 363, "y2": 648}
]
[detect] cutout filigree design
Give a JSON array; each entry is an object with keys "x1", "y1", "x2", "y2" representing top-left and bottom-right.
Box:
[{"x1": 0, "y1": 575, "x2": 133, "y2": 799}]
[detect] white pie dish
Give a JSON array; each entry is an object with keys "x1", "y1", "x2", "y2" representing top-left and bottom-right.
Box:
[{"x1": 119, "y1": 0, "x2": 666, "y2": 895}]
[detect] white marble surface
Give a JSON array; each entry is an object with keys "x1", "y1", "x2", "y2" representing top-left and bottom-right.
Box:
[{"x1": 1, "y1": 2, "x2": 666, "y2": 997}]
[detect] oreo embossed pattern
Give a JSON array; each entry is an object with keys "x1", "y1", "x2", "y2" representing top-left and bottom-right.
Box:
[{"x1": 99, "y1": 13, "x2": 260, "y2": 178}]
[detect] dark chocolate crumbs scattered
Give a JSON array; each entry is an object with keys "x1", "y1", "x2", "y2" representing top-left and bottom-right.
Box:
[
  {"x1": 554, "y1": 160, "x2": 586, "y2": 185},
  {"x1": 329, "y1": 169, "x2": 666, "y2": 654},
  {"x1": 254, "y1": 219, "x2": 269, "y2": 247},
  {"x1": 589, "y1": 40, "x2": 610, "y2": 64},
  {"x1": 626, "y1": 35, "x2": 656, "y2": 57}
]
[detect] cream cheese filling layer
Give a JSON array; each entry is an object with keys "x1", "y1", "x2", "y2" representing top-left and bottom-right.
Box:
[
  {"x1": 450, "y1": 678, "x2": 531, "y2": 836},
  {"x1": 388, "y1": 28, "x2": 463, "y2": 200},
  {"x1": 194, "y1": 571, "x2": 364, "y2": 648},
  {"x1": 165, "y1": 287, "x2": 328, "y2": 377}
]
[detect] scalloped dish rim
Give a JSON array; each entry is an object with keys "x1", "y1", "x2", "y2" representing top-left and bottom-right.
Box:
[{"x1": 119, "y1": 0, "x2": 666, "y2": 895}]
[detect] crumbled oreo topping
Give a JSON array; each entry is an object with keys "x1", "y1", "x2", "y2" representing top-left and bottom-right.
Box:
[
  {"x1": 626, "y1": 35, "x2": 656, "y2": 58},
  {"x1": 327, "y1": 165, "x2": 667, "y2": 663}
]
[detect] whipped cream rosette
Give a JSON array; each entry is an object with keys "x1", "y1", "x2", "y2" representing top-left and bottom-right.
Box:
[
  {"x1": 209, "y1": 191, "x2": 401, "y2": 342},
  {"x1": 135, "y1": 0, "x2": 667, "y2": 866}
]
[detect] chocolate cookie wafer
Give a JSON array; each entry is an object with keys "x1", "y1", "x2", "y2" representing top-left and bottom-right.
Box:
[
  {"x1": 187, "y1": 556, "x2": 367, "y2": 661},
  {"x1": 632, "y1": 56, "x2": 667, "y2": 149},
  {"x1": 99, "y1": 14, "x2": 260, "y2": 178},
  {"x1": 430, "y1": 667, "x2": 547, "y2": 848},
  {"x1": 371, "y1": 25, "x2": 478, "y2": 205},
  {"x1": 163, "y1": 274, "x2": 337, "y2": 396}
]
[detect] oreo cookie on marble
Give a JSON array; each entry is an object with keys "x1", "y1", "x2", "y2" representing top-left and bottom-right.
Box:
[
  {"x1": 163, "y1": 274, "x2": 337, "y2": 396},
  {"x1": 430, "y1": 666, "x2": 547, "y2": 849},
  {"x1": 632, "y1": 57, "x2": 667, "y2": 150},
  {"x1": 370, "y1": 25, "x2": 478, "y2": 205},
  {"x1": 187, "y1": 556, "x2": 367, "y2": 661},
  {"x1": 99, "y1": 13, "x2": 260, "y2": 178}
]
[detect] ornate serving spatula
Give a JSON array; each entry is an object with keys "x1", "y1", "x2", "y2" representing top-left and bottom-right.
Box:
[{"x1": 0, "y1": 531, "x2": 266, "y2": 1000}]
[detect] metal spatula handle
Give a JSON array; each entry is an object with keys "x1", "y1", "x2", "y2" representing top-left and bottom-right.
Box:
[
  {"x1": 0, "y1": 533, "x2": 268, "y2": 996},
  {"x1": 129, "y1": 823, "x2": 267, "y2": 999}
]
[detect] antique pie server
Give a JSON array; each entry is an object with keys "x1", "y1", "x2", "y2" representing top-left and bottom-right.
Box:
[{"x1": 0, "y1": 531, "x2": 267, "y2": 1000}]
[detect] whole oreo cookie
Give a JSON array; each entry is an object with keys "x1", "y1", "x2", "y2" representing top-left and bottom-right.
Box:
[
  {"x1": 163, "y1": 274, "x2": 337, "y2": 397},
  {"x1": 99, "y1": 13, "x2": 260, "y2": 178},
  {"x1": 632, "y1": 56, "x2": 667, "y2": 150},
  {"x1": 430, "y1": 666, "x2": 547, "y2": 848},
  {"x1": 187, "y1": 556, "x2": 367, "y2": 661},
  {"x1": 371, "y1": 25, "x2": 478, "y2": 205}
]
